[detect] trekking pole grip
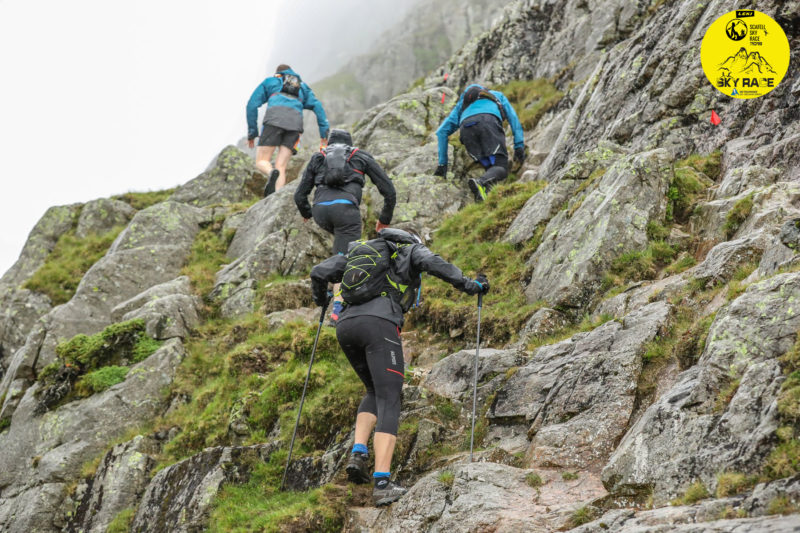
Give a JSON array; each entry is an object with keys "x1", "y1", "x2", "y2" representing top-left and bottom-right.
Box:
[{"x1": 319, "y1": 293, "x2": 332, "y2": 323}]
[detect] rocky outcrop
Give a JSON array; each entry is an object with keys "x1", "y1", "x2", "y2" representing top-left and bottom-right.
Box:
[
  {"x1": 75, "y1": 198, "x2": 136, "y2": 239},
  {"x1": 314, "y1": 0, "x2": 514, "y2": 125},
  {"x1": 169, "y1": 145, "x2": 266, "y2": 207},
  {"x1": 491, "y1": 301, "x2": 670, "y2": 470},
  {"x1": 0, "y1": 201, "x2": 208, "y2": 418},
  {"x1": 69, "y1": 435, "x2": 158, "y2": 533},
  {"x1": 211, "y1": 183, "x2": 332, "y2": 316},
  {"x1": 604, "y1": 273, "x2": 800, "y2": 502},
  {"x1": 112, "y1": 276, "x2": 202, "y2": 340},
  {"x1": 524, "y1": 149, "x2": 672, "y2": 309},
  {"x1": 367, "y1": 462, "x2": 603, "y2": 532},
  {"x1": 131, "y1": 444, "x2": 274, "y2": 533},
  {"x1": 0, "y1": 340, "x2": 185, "y2": 532}
]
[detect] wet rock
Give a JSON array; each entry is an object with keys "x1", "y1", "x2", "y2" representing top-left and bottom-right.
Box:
[
  {"x1": 169, "y1": 145, "x2": 266, "y2": 207},
  {"x1": 69, "y1": 435, "x2": 158, "y2": 533},
  {"x1": 423, "y1": 348, "x2": 527, "y2": 401},
  {"x1": 75, "y1": 198, "x2": 136, "y2": 239},
  {"x1": 603, "y1": 273, "x2": 800, "y2": 503},
  {"x1": 372, "y1": 462, "x2": 586, "y2": 532},
  {"x1": 492, "y1": 301, "x2": 671, "y2": 470},
  {"x1": 131, "y1": 444, "x2": 275, "y2": 533},
  {"x1": 524, "y1": 149, "x2": 672, "y2": 309}
]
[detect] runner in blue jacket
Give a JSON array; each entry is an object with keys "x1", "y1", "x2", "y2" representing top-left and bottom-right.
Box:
[
  {"x1": 434, "y1": 84, "x2": 526, "y2": 202},
  {"x1": 246, "y1": 64, "x2": 330, "y2": 196}
]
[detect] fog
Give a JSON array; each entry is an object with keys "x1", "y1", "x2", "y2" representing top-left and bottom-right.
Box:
[{"x1": 0, "y1": 0, "x2": 419, "y2": 277}]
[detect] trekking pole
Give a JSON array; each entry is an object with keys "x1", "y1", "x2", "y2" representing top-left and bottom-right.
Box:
[
  {"x1": 469, "y1": 292, "x2": 483, "y2": 462},
  {"x1": 281, "y1": 294, "x2": 331, "y2": 491}
]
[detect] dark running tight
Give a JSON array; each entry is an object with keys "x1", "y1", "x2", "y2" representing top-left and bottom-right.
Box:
[{"x1": 336, "y1": 315, "x2": 404, "y2": 435}]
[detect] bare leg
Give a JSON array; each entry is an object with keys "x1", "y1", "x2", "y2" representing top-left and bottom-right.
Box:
[
  {"x1": 354, "y1": 411, "x2": 377, "y2": 447},
  {"x1": 333, "y1": 282, "x2": 342, "y2": 306},
  {"x1": 255, "y1": 146, "x2": 276, "y2": 175},
  {"x1": 373, "y1": 432, "x2": 397, "y2": 473},
  {"x1": 274, "y1": 145, "x2": 293, "y2": 190}
]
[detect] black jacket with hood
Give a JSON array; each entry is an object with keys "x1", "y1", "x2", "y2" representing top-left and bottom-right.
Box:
[
  {"x1": 310, "y1": 229, "x2": 479, "y2": 327},
  {"x1": 294, "y1": 130, "x2": 396, "y2": 225}
]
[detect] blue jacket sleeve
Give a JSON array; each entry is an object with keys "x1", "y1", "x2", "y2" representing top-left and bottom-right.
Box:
[
  {"x1": 435, "y1": 99, "x2": 463, "y2": 166},
  {"x1": 499, "y1": 93, "x2": 525, "y2": 149},
  {"x1": 301, "y1": 84, "x2": 330, "y2": 139},
  {"x1": 246, "y1": 79, "x2": 274, "y2": 140}
]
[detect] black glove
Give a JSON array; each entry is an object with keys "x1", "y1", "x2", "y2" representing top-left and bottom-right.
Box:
[
  {"x1": 514, "y1": 146, "x2": 527, "y2": 164},
  {"x1": 463, "y1": 275, "x2": 490, "y2": 295},
  {"x1": 313, "y1": 285, "x2": 332, "y2": 306},
  {"x1": 434, "y1": 164, "x2": 448, "y2": 177}
]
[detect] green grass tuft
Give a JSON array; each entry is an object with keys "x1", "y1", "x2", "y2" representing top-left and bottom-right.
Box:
[
  {"x1": 495, "y1": 79, "x2": 564, "y2": 130},
  {"x1": 181, "y1": 217, "x2": 231, "y2": 299},
  {"x1": 438, "y1": 470, "x2": 455, "y2": 487},
  {"x1": 525, "y1": 472, "x2": 543, "y2": 488},
  {"x1": 75, "y1": 366, "x2": 130, "y2": 396},
  {"x1": 674, "y1": 480, "x2": 710, "y2": 505},
  {"x1": 568, "y1": 505, "x2": 597, "y2": 527},
  {"x1": 561, "y1": 471, "x2": 579, "y2": 481},
  {"x1": 715, "y1": 471, "x2": 754, "y2": 498},
  {"x1": 413, "y1": 181, "x2": 546, "y2": 344},
  {"x1": 107, "y1": 507, "x2": 135, "y2": 533},
  {"x1": 113, "y1": 188, "x2": 176, "y2": 210},
  {"x1": 23, "y1": 227, "x2": 125, "y2": 305},
  {"x1": 723, "y1": 193, "x2": 755, "y2": 239}
]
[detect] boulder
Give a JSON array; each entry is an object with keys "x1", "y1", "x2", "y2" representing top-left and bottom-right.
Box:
[
  {"x1": 491, "y1": 301, "x2": 671, "y2": 469},
  {"x1": 603, "y1": 273, "x2": 800, "y2": 502},
  {"x1": 75, "y1": 198, "x2": 136, "y2": 239},
  {"x1": 169, "y1": 145, "x2": 266, "y2": 207},
  {"x1": 423, "y1": 348, "x2": 527, "y2": 400}
]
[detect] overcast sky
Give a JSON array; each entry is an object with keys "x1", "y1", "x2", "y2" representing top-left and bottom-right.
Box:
[{"x1": 0, "y1": 0, "x2": 415, "y2": 277}]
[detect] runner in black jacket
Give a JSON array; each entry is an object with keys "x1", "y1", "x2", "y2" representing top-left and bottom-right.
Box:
[
  {"x1": 310, "y1": 228, "x2": 489, "y2": 506},
  {"x1": 295, "y1": 129, "x2": 396, "y2": 323}
]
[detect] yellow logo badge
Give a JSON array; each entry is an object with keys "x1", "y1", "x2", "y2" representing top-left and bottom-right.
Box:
[{"x1": 701, "y1": 10, "x2": 790, "y2": 99}]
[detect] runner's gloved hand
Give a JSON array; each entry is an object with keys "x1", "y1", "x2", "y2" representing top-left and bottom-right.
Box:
[
  {"x1": 434, "y1": 164, "x2": 448, "y2": 177},
  {"x1": 463, "y1": 275, "x2": 490, "y2": 295},
  {"x1": 313, "y1": 284, "x2": 331, "y2": 306},
  {"x1": 514, "y1": 146, "x2": 527, "y2": 164}
]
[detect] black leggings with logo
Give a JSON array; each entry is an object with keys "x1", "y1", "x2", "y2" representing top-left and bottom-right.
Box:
[{"x1": 336, "y1": 315, "x2": 404, "y2": 435}]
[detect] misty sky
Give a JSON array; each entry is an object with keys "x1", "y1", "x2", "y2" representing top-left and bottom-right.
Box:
[{"x1": 0, "y1": 0, "x2": 416, "y2": 277}]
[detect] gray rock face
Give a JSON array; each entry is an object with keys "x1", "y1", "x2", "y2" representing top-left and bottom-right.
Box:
[
  {"x1": 0, "y1": 339, "x2": 185, "y2": 532},
  {"x1": 691, "y1": 234, "x2": 768, "y2": 288},
  {"x1": 424, "y1": 348, "x2": 527, "y2": 400},
  {"x1": 212, "y1": 183, "x2": 332, "y2": 313},
  {"x1": 0, "y1": 204, "x2": 81, "y2": 289},
  {"x1": 169, "y1": 145, "x2": 265, "y2": 207},
  {"x1": 112, "y1": 277, "x2": 202, "y2": 340},
  {"x1": 0, "y1": 201, "x2": 207, "y2": 416},
  {"x1": 491, "y1": 302, "x2": 670, "y2": 469},
  {"x1": 524, "y1": 149, "x2": 672, "y2": 309},
  {"x1": 131, "y1": 444, "x2": 274, "y2": 533},
  {"x1": 372, "y1": 462, "x2": 578, "y2": 532},
  {"x1": 75, "y1": 198, "x2": 136, "y2": 239},
  {"x1": 0, "y1": 288, "x2": 51, "y2": 366},
  {"x1": 603, "y1": 273, "x2": 800, "y2": 502},
  {"x1": 69, "y1": 435, "x2": 157, "y2": 533},
  {"x1": 314, "y1": 0, "x2": 512, "y2": 124},
  {"x1": 573, "y1": 510, "x2": 800, "y2": 533}
]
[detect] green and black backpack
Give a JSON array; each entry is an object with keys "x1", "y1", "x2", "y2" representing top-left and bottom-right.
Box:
[{"x1": 340, "y1": 230, "x2": 421, "y2": 310}]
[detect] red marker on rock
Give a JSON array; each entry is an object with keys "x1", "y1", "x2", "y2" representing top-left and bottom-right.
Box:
[{"x1": 710, "y1": 110, "x2": 721, "y2": 126}]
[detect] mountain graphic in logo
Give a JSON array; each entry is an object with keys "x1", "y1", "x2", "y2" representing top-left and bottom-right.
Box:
[{"x1": 718, "y1": 47, "x2": 776, "y2": 75}]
